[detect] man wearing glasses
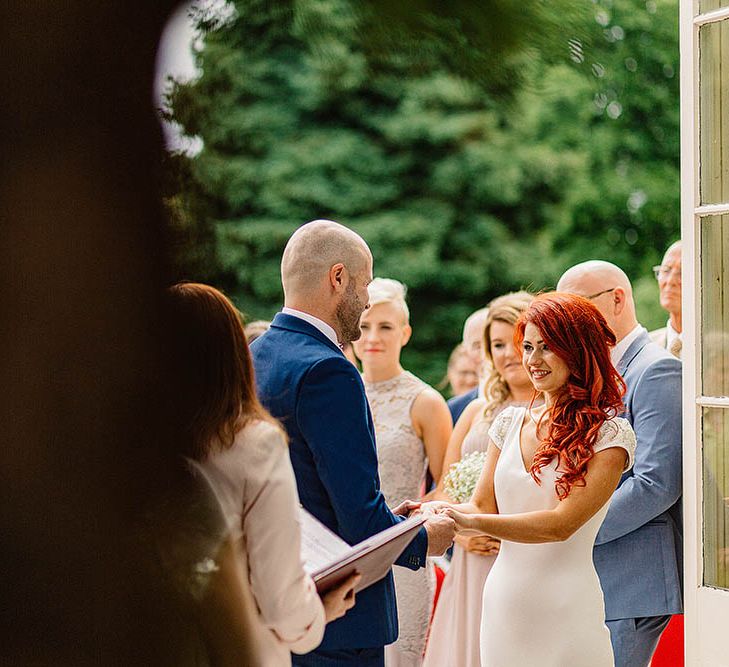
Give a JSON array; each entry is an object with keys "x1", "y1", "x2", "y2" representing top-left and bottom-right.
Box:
[
  {"x1": 649, "y1": 241, "x2": 682, "y2": 359},
  {"x1": 557, "y1": 261, "x2": 682, "y2": 667}
]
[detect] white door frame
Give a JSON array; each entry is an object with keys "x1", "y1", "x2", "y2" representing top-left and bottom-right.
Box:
[{"x1": 681, "y1": 1, "x2": 729, "y2": 664}]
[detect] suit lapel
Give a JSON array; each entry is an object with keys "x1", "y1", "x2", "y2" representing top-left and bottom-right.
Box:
[
  {"x1": 617, "y1": 330, "x2": 651, "y2": 376},
  {"x1": 270, "y1": 312, "x2": 344, "y2": 355}
]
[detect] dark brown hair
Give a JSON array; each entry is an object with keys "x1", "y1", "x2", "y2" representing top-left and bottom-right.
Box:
[{"x1": 165, "y1": 282, "x2": 276, "y2": 461}]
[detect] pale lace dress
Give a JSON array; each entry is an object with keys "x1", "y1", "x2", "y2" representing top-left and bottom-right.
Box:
[{"x1": 364, "y1": 371, "x2": 436, "y2": 667}]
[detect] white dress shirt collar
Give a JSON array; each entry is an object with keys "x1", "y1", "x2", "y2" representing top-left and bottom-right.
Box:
[
  {"x1": 666, "y1": 319, "x2": 681, "y2": 349},
  {"x1": 282, "y1": 307, "x2": 341, "y2": 349},
  {"x1": 611, "y1": 324, "x2": 645, "y2": 367}
]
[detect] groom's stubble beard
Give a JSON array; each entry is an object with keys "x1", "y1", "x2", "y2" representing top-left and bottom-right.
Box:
[{"x1": 336, "y1": 280, "x2": 366, "y2": 344}]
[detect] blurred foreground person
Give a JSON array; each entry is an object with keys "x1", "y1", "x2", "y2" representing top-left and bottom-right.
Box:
[
  {"x1": 146, "y1": 457, "x2": 261, "y2": 666},
  {"x1": 354, "y1": 278, "x2": 452, "y2": 667},
  {"x1": 649, "y1": 241, "x2": 682, "y2": 358},
  {"x1": 424, "y1": 293, "x2": 636, "y2": 666},
  {"x1": 424, "y1": 291, "x2": 536, "y2": 667},
  {"x1": 250, "y1": 220, "x2": 454, "y2": 666},
  {"x1": 166, "y1": 282, "x2": 359, "y2": 666},
  {"x1": 558, "y1": 262, "x2": 682, "y2": 666}
]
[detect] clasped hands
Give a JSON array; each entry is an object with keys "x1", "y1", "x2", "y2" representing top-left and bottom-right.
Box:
[{"x1": 392, "y1": 500, "x2": 500, "y2": 557}]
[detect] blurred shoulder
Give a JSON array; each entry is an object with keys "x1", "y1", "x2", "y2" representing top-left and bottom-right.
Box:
[{"x1": 235, "y1": 419, "x2": 287, "y2": 460}]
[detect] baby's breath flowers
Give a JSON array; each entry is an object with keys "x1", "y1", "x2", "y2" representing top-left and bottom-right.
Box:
[{"x1": 442, "y1": 451, "x2": 487, "y2": 503}]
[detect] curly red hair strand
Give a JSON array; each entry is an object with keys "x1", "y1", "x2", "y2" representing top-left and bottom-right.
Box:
[{"x1": 514, "y1": 292, "x2": 626, "y2": 500}]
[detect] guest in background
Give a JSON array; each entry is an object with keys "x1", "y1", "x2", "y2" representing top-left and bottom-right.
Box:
[
  {"x1": 442, "y1": 343, "x2": 480, "y2": 398},
  {"x1": 353, "y1": 278, "x2": 452, "y2": 667},
  {"x1": 165, "y1": 282, "x2": 359, "y2": 666},
  {"x1": 649, "y1": 241, "x2": 682, "y2": 358},
  {"x1": 424, "y1": 291, "x2": 536, "y2": 667},
  {"x1": 244, "y1": 319, "x2": 270, "y2": 343},
  {"x1": 558, "y1": 262, "x2": 683, "y2": 666},
  {"x1": 447, "y1": 308, "x2": 489, "y2": 424}
]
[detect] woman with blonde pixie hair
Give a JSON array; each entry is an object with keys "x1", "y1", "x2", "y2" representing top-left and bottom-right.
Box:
[
  {"x1": 353, "y1": 278, "x2": 452, "y2": 667},
  {"x1": 424, "y1": 291, "x2": 538, "y2": 667}
]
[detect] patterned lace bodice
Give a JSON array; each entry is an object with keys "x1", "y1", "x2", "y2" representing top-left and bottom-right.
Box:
[
  {"x1": 461, "y1": 401, "x2": 533, "y2": 456},
  {"x1": 363, "y1": 370, "x2": 430, "y2": 506}
]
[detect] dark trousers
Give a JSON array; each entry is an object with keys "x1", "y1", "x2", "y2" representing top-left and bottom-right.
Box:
[
  {"x1": 292, "y1": 646, "x2": 384, "y2": 667},
  {"x1": 607, "y1": 615, "x2": 672, "y2": 667}
]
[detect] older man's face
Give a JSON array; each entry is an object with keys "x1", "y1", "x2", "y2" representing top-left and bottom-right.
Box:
[{"x1": 657, "y1": 245, "x2": 681, "y2": 318}]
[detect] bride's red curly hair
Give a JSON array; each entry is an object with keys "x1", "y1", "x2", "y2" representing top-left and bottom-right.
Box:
[{"x1": 514, "y1": 292, "x2": 626, "y2": 500}]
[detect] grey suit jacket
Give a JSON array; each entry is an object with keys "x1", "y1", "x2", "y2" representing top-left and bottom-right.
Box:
[{"x1": 593, "y1": 330, "x2": 683, "y2": 620}]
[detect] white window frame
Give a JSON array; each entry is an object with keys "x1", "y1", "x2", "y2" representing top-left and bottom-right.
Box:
[{"x1": 681, "y1": 1, "x2": 729, "y2": 664}]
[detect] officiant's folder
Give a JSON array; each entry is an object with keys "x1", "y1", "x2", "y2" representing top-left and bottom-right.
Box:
[{"x1": 300, "y1": 508, "x2": 427, "y2": 594}]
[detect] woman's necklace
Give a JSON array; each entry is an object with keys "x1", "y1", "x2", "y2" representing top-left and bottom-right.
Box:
[{"x1": 528, "y1": 404, "x2": 548, "y2": 431}]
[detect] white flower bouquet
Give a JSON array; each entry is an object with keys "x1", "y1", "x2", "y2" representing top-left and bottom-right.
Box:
[{"x1": 442, "y1": 450, "x2": 487, "y2": 503}]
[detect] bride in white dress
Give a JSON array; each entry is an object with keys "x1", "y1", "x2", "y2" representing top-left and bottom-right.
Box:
[{"x1": 422, "y1": 292, "x2": 636, "y2": 667}]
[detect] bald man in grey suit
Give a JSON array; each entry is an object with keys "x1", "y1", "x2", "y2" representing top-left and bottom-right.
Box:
[{"x1": 558, "y1": 261, "x2": 682, "y2": 667}]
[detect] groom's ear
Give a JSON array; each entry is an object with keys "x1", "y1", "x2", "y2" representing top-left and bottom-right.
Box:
[{"x1": 329, "y1": 263, "x2": 346, "y2": 293}]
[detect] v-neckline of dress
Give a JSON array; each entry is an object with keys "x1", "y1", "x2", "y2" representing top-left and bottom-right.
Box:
[{"x1": 515, "y1": 406, "x2": 537, "y2": 475}]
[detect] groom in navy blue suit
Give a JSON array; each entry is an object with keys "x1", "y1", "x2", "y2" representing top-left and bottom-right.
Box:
[
  {"x1": 251, "y1": 220, "x2": 455, "y2": 666},
  {"x1": 559, "y1": 261, "x2": 683, "y2": 667}
]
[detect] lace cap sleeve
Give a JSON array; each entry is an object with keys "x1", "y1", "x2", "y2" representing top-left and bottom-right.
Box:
[
  {"x1": 594, "y1": 417, "x2": 636, "y2": 471},
  {"x1": 487, "y1": 406, "x2": 516, "y2": 450}
]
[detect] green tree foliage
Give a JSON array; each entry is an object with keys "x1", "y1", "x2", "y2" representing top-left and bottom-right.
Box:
[{"x1": 165, "y1": 0, "x2": 679, "y2": 388}]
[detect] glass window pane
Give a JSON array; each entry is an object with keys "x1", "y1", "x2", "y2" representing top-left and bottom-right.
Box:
[
  {"x1": 703, "y1": 407, "x2": 729, "y2": 589},
  {"x1": 701, "y1": 0, "x2": 729, "y2": 12},
  {"x1": 701, "y1": 214, "x2": 729, "y2": 397},
  {"x1": 699, "y1": 20, "x2": 729, "y2": 205}
]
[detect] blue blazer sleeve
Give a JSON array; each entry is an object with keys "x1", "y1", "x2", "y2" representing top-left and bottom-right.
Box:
[
  {"x1": 595, "y1": 356, "x2": 683, "y2": 545},
  {"x1": 296, "y1": 356, "x2": 428, "y2": 569}
]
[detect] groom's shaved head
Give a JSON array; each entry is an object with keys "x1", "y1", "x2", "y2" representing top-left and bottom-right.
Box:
[{"x1": 281, "y1": 220, "x2": 371, "y2": 298}]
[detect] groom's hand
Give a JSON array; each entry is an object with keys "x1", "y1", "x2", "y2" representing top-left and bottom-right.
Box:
[
  {"x1": 391, "y1": 499, "x2": 421, "y2": 517},
  {"x1": 424, "y1": 514, "x2": 455, "y2": 556}
]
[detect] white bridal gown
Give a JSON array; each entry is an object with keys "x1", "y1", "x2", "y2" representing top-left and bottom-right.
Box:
[{"x1": 480, "y1": 406, "x2": 635, "y2": 667}]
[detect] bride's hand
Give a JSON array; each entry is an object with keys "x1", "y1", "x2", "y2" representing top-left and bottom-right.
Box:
[
  {"x1": 436, "y1": 506, "x2": 476, "y2": 533},
  {"x1": 417, "y1": 500, "x2": 451, "y2": 516}
]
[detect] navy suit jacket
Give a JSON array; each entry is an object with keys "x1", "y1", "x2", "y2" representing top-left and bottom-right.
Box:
[
  {"x1": 447, "y1": 387, "x2": 478, "y2": 425},
  {"x1": 250, "y1": 313, "x2": 428, "y2": 651},
  {"x1": 593, "y1": 330, "x2": 683, "y2": 620}
]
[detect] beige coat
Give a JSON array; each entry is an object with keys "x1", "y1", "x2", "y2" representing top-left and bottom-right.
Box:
[{"x1": 201, "y1": 420, "x2": 325, "y2": 666}]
